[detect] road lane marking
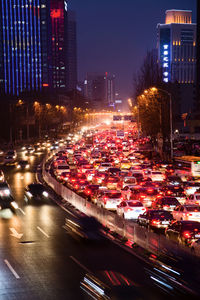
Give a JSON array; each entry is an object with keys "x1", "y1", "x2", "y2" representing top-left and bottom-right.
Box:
[
  {"x1": 4, "y1": 259, "x2": 20, "y2": 279},
  {"x1": 9, "y1": 228, "x2": 23, "y2": 239},
  {"x1": 70, "y1": 256, "x2": 91, "y2": 273},
  {"x1": 18, "y1": 208, "x2": 26, "y2": 215},
  {"x1": 37, "y1": 226, "x2": 50, "y2": 238}
]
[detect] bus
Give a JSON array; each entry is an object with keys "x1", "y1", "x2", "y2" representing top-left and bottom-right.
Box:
[{"x1": 174, "y1": 156, "x2": 200, "y2": 178}]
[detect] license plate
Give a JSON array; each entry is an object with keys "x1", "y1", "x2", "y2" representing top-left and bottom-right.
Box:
[
  {"x1": 135, "y1": 210, "x2": 141, "y2": 213},
  {"x1": 195, "y1": 234, "x2": 200, "y2": 238},
  {"x1": 162, "y1": 221, "x2": 169, "y2": 224}
]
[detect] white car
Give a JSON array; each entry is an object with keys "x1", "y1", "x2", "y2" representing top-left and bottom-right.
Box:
[
  {"x1": 117, "y1": 200, "x2": 146, "y2": 219},
  {"x1": 55, "y1": 164, "x2": 70, "y2": 176},
  {"x1": 97, "y1": 190, "x2": 122, "y2": 211},
  {"x1": 186, "y1": 193, "x2": 200, "y2": 205},
  {"x1": 184, "y1": 182, "x2": 200, "y2": 196},
  {"x1": 121, "y1": 177, "x2": 137, "y2": 189},
  {"x1": 172, "y1": 205, "x2": 200, "y2": 221},
  {"x1": 145, "y1": 170, "x2": 165, "y2": 182}
]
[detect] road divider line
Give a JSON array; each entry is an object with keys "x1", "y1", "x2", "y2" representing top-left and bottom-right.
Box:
[
  {"x1": 37, "y1": 226, "x2": 50, "y2": 238},
  {"x1": 4, "y1": 259, "x2": 20, "y2": 279},
  {"x1": 18, "y1": 208, "x2": 26, "y2": 215},
  {"x1": 70, "y1": 256, "x2": 91, "y2": 273}
]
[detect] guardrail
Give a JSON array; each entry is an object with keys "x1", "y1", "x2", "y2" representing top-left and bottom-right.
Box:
[{"x1": 42, "y1": 157, "x2": 199, "y2": 261}]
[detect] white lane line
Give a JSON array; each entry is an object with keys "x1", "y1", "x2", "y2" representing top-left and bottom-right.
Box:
[
  {"x1": 4, "y1": 259, "x2": 20, "y2": 279},
  {"x1": 37, "y1": 226, "x2": 50, "y2": 238},
  {"x1": 18, "y1": 208, "x2": 26, "y2": 215},
  {"x1": 70, "y1": 256, "x2": 91, "y2": 273}
]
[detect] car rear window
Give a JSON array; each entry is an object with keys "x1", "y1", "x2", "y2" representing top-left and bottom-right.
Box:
[
  {"x1": 151, "y1": 211, "x2": 173, "y2": 218},
  {"x1": 182, "y1": 223, "x2": 200, "y2": 230},
  {"x1": 186, "y1": 206, "x2": 200, "y2": 212},
  {"x1": 106, "y1": 193, "x2": 121, "y2": 198},
  {"x1": 196, "y1": 195, "x2": 200, "y2": 200},
  {"x1": 128, "y1": 201, "x2": 143, "y2": 207},
  {"x1": 162, "y1": 198, "x2": 179, "y2": 204}
]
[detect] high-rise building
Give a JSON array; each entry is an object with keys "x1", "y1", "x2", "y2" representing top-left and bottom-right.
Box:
[
  {"x1": 106, "y1": 73, "x2": 115, "y2": 106},
  {"x1": 196, "y1": 0, "x2": 200, "y2": 109},
  {"x1": 0, "y1": 0, "x2": 49, "y2": 95},
  {"x1": 0, "y1": 0, "x2": 77, "y2": 96},
  {"x1": 157, "y1": 10, "x2": 196, "y2": 84},
  {"x1": 84, "y1": 72, "x2": 116, "y2": 109},
  {"x1": 67, "y1": 10, "x2": 77, "y2": 91}
]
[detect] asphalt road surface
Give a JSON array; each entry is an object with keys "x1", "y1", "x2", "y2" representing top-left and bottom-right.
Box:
[{"x1": 0, "y1": 151, "x2": 196, "y2": 299}]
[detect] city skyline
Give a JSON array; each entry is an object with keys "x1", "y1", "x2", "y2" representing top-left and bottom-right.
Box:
[{"x1": 70, "y1": 0, "x2": 196, "y2": 100}]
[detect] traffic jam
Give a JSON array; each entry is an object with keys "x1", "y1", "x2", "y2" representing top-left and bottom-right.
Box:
[{"x1": 50, "y1": 125, "x2": 200, "y2": 249}]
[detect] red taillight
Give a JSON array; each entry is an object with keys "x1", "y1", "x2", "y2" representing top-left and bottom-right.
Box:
[
  {"x1": 103, "y1": 196, "x2": 108, "y2": 202},
  {"x1": 196, "y1": 201, "x2": 199, "y2": 204},
  {"x1": 167, "y1": 191, "x2": 172, "y2": 195},
  {"x1": 71, "y1": 179, "x2": 76, "y2": 182},
  {"x1": 140, "y1": 195, "x2": 145, "y2": 198},
  {"x1": 152, "y1": 219, "x2": 160, "y2": 225},
  {"x1": 183, "y1": 231, "x2": 191, "y2": 238},
  {"x1": 74, "y1": 184, "x2": 79, "y2": 189},
  {"x1": 86, "y1": 190, "x2": 91, "y2": 195},
  {"x1": 187, "y1": 213, "x2": 193, "y2": 216}
]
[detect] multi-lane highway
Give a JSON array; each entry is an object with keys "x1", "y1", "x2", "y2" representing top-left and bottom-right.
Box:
[{"x1": 0, "y1": 150, "x2": 175, "y2": 299}]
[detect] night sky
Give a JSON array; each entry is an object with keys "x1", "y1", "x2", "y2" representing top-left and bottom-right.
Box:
[{"x1": 69, "y1": 0, "x2": 196, "y2": 100}]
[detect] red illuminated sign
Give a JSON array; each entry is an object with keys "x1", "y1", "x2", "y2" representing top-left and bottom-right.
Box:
[
  {"x1": 51, "y1": 9, "x2": 61, "y2": 18},
  {"x1": 43, "y1": 83, "x2": 49, "y2": 87}
]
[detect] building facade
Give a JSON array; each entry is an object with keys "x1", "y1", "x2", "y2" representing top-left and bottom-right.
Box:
[
  {"x1": 157, "y1": 10, "x2": 196, "y2": 84},
  {"x1": 0, "y1": 0, "x2": 77, "y2": 96}
]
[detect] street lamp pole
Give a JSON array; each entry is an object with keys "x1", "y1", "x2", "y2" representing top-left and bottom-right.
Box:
[{"x1": 152, "y1": 88, "x2": 173, "y2": 160}]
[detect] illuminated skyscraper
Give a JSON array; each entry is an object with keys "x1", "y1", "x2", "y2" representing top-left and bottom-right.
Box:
[
  {"x1": 0, "y1": 0, "x2": 49, "y2": 95},
  {"x1": 157, "y1": 10, "x2": 196, "y2": 84},
  {"x1": 0, "y1": 0, "x2": 77, "y2": 95}
]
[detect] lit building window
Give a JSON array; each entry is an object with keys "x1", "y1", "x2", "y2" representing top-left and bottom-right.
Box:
[
  {"x1": 163, "y1": 51, "x2": 168, "y2": 55},
  {"x1": 163, "y1": 78, "x2": 169, "y2": 83}
]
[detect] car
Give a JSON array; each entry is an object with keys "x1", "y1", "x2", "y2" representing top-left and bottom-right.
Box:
[
  {"x1": 132, "y1": 187, "x2": 160, "y2": 207},
  {"x1": 120, "y1": 176, "x2": 137, "y2": 189},
  {"x1": 144, "y1": 170, "x2": 165, "y2": 182},
  {"x1": 152, "y1": 197, "x2": 180, "y2": 211},
  {"x1": 166, "y1": 175, "x2": 182, "y2": 186},
  {"x1": 117, "y1": 200, "x2": 146, "y2": 219},
  {"x1": 24, "y1": 146, "x2": 35, "y2": 155},
  {"x1": 63, "y1": 215, "x2": 103, "y2": 241},
  {"x1": 183, "y1": 181, "x2": 200, "y2": 196},
  {"x1": 0, "y1": 181, "x2": 12, "y2": 197},
  {"x1": 83, "y1": 184, "x2": 100, "y2": 202},
  {"x1": 54, "y1": 163, "x2": 70, "y2": 176},
  {"x1": 24, "y1": 183, "x2": 49, "y2": 202},
  {"x1": 172, "y1": 205, "x2": 200, "y2": 221},
  {"x1": 6, "y1": 150, "x2": 17, "y2": 159},
  {"x1": 186, "y1": 193, "x2": 200, "y2": 205},
  {"x1": 97, "y1": 190, "x2": 123, "y2": 211},
  {"x1": 4, "y1": 155, "x2": 17, "y2": 165},
  {"x1": 161, "y1": 186, "x2": 186, "y2": 204},
  {"x1": 80, "y1": 271, "x2": 145, "y2": 300},
  {"x1": 165, "y1": 220, "x2": 200, "y2": 245},
  {"x1": 0, "y1": 195, "x2": 18, "y2": 213},
  {"x1": 0, "y1": 170, "x2": 5, "y2": 181},
  {"x1": 103, "y1": 176, "x2": 120, "y2": 190},
  {"x1": 138, "y1": 210, "x2": 174, "y2": 229},
  {"x1": 16, "y1": 160, "x2": 30, "y2": 170}
]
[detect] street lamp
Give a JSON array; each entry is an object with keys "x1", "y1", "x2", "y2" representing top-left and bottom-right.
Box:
[{"x1": 152, "y1": 87, "x2": 173, "y2": 159}]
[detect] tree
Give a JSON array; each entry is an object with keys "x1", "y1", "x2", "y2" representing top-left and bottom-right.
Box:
[{"x1": 134, "y1": 49, "x2": 163, "y2": 99}]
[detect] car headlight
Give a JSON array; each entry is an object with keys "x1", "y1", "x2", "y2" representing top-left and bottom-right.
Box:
[
  {"x1": 42, "y1": 191, "x2": 49, "y2": 198},
  {"x1": 27, "y1": 191, "x2": 32, "y2": 198},
  {"x1": 25, "y1": 164, "x2": 30, "y2": 169},
  {"x1": 0, "y1": 176, "x2": 4, "y2": 181},
  {"x1": 11, "y1": 201, "x2": 18, "y2": 209},
  {"x1": 17, "y1": 165, "x2": 21, "y2": 169},
  {"x1": 4, "y1": 189, "x2": 10, "y2": 196}
]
